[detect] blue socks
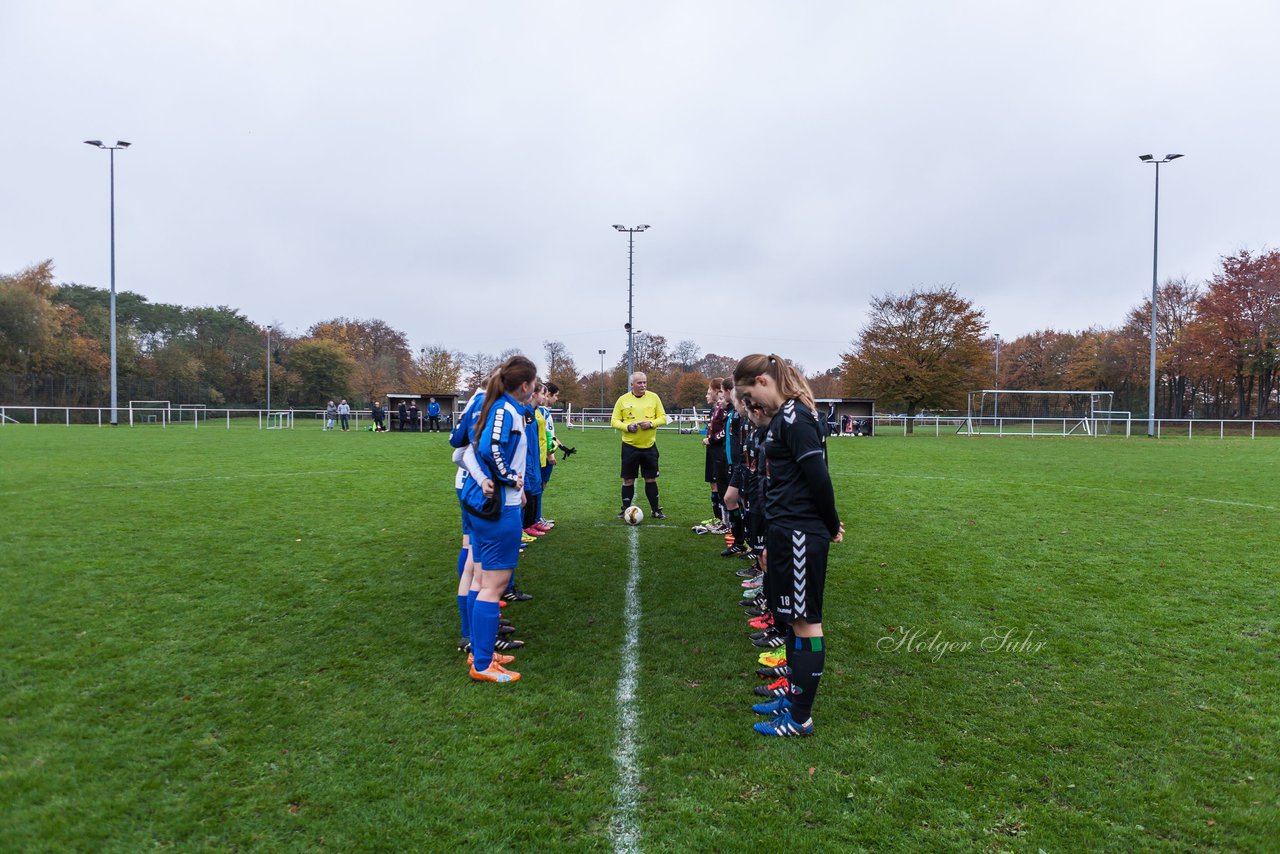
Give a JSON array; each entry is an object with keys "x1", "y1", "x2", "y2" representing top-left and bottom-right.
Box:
[
  {"x1": 470, "y1": 599, "x2": 501, "y2": 671},
  {"x1": 457, "y1": 595, "x2": 471, "y2": 643}
]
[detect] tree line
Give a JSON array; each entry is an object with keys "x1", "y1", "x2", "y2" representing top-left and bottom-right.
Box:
[
  {"x1": 3, "y1": 248, "x2": 1276, "y2": 418},
  {"x1": 840, "y1": 249, "x2": 1280, "y2": 422}
]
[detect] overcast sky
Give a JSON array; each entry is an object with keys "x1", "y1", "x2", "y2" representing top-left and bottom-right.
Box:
[{"x1": 4, "y1": 1, "x2": 1278, "y2": 375}]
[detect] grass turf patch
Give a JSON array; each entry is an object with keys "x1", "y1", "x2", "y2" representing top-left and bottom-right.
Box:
[{"x1": 1, "y1": 424, "x2": 1277, "y2": 851}]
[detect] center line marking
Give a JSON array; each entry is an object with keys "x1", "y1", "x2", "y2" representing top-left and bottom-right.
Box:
[{"x1": 610, "y1": 525, "x2": 642, "y2": 853}]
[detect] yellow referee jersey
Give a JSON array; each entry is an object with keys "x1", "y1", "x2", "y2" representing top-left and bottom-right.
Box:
[{"x1": 611, "y1": 391, "x2": 667, "y2": 449}]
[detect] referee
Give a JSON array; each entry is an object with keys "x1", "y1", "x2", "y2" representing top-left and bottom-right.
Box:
[{"x1": 610, "y1": 371, "x2": 668, "y2": 520}]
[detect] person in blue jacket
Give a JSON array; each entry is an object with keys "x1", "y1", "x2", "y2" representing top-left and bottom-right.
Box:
[{"x1": 427, "y1": 397, "x2": 442, "y2": 432}]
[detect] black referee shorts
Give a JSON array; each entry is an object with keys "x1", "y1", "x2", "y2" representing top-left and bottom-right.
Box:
[{"x1": 621, "y1": 443, "x2": 660, "y2": 480}]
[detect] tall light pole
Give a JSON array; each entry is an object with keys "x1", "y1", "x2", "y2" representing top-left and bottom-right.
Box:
[
  {"x1": 1139, "y1": 153, "x2": 1184, "y2": 437},
  {"x1": 266, "y1": 326, "x2": 273, "y2": 414},
  {"x1": 84, "y1": 139, "x2": 131, "y2": 425},
  {"x1": 993, "y1": 333, "x2": 1001, "y2": 421},
  {"x1": 598, "y1": 349, "x2": 606, "y2": 408},
  {"x1": 612, "y1": 224, "x2": 650, "y2": 383}
]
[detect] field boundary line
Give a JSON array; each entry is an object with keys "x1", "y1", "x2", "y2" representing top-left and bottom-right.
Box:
[
  {"x1": 0, "y1": 469, "x2": 362, "y2": 498},
  {"x1": 842, "y1": 470, "x2": 1278, "y2": 512},
  {"x1": 610, "y1": 525, "x2": 642, "y2": 853}
]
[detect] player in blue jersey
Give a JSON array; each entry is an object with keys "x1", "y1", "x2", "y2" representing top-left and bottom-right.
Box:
[
  {"x1": 734, "y1": 354, "x2": 844, "y2": 736},
  {"x1": 450, "y1": 382, "x2": 523, "y2": 663},
  {"x1": 457, "y1": 355, "x2": 538, "y2": 683}
]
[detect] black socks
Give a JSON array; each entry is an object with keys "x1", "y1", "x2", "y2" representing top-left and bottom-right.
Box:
[
  {"x1": 644, "y1": 481, "x2": 660, "y2": 512},
  {"x1": 785, "y1": 634, "x2": 825, "y2": 724}
]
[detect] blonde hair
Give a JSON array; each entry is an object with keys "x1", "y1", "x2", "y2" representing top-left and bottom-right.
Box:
[{"x1": 732, "y1": 353, "x2": 816, "y2": 412}]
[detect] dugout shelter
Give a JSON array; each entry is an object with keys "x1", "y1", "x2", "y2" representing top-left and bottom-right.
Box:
[
  {"x1": 385, "y1": 392, "x2": 458, "y2": 432},
  {"x1": 816, "y1": 397, "x2": 876, "y2": 436}
]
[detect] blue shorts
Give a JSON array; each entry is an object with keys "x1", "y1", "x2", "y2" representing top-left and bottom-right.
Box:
[
  {"x1": 468, "y1": 504, "x2": 523, "y2": 570},
  {"x1": 457, "y1": 488, "x2": 473, "y2": 537}
]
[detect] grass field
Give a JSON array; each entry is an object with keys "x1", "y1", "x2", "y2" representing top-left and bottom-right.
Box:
[{"x1": 2, "y1": 424, "x2": 1277, "y2": 852}]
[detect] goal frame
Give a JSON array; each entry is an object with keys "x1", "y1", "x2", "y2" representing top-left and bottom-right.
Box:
[
  {"x1": 960, "y1": 389, "x2": 1116, "y2": 437},
  {"x1": 129, "y1": 400, "x2": 172, "y2": 427}
]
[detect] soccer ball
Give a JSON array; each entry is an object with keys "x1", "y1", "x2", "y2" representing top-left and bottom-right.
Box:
[{"x1": 623, "y1": 505, "x2": 644, "y2": 525}]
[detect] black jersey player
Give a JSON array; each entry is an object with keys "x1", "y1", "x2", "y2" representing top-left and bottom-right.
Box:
[{"x1": 733, "y1": 353, "x2": 844, "y2": 737}]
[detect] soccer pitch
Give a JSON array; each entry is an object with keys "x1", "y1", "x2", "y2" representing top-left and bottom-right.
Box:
[{"x1": 2, "y1": 426, "x2": 1277, "y2": 852}]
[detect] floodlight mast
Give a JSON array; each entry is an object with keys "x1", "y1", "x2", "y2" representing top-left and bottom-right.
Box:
[
  {"x1": 612, "y1": 224, "x2": 650, "y2": 384},
  {"x1": 84, "y1": 139, "x2": 132, "y2": 425},
  {"x1": 1139, "y1": 154, "x2": 1185, "y2": 437},
  {"x1": 266, "y1": 326, "x2": 273, "y2": 414}
]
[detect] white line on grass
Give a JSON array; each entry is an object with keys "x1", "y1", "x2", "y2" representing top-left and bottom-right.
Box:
[
  {"x1": 844, "y1": 471, "x2": 1279, "y2": 512},
  {"x1": 0, "y1": 469, "x2": 362, "y2": 498},
  {"x1": 610, "y1": 525, "x2": 642, "y2": 854}
]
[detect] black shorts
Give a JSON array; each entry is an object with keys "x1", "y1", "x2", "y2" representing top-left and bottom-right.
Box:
[
  {"x1": 704, "y1": 443, "x2": 721, "y2": 483},
  {"x1": 711, "y1": 454, "x2": 729, "y2": 493},
  {"x1": 621, "y1": 443, "x2": 660, "y2": 480},
  {"x1": 748, "y1": 511, "x2": 767, "y2": 553},
  {"x1": 765, "y1": 525, "x2": 829, "y2": 625},
  {"x1": 728, "y1": 462, "x2": 745, "y2": 492}
]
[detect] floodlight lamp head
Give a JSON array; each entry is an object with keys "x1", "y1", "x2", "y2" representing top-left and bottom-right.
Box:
[
  {"x1": 1139, "y1": 154, "x2": 1154, "y2": 161},
  {"x1": 116, "y1": 141, "x2": 131, "y2": 148},
  {"x1": 1166, "y1": 153, "x2": 1184, "y2": 161},
  {"x1": 612, "y1": 224, "x2": 626, "y2": 230},
  {"x1": 85, "y1": 140, "x2": 105, "y2": 147},
  {"x1": 637, "y1": 224, "x2": 650, "y2": 230}
]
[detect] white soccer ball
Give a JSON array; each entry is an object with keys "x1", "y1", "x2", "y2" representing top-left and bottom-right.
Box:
[{"x1": 623, "y1": 505, "x2": 644, "y2": 525}]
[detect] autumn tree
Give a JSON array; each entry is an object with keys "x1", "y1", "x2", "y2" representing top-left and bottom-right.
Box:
[
  {"x1": 1, "y1": 262, "x2": 107, "y2": 379},
  {"x1": 412, "y1": 346, "x2": 464, "y2": 398},
  {"x1": 672, "y1": 371, "x2": 709, "y2": 408},
  {"x1": 806, "y1": 367, "x2": 845, "y2": 400},
  {"x1": 288, "y1": 339, "x2": 354, "y2": 405},
  {"x1": 308, "y1": 317, "x2": 413, "y2": 394},
  {"x1": 696, "y1": 353, "x2": 738, "y2": 380},
  {"x1": 671, "y1": 339, "x2": 702, "y2": 371},
  {"x1": 1191, "y1": 250, "x2": 1280, "y2": 417},
  {"x1": 841, "y1": 286, "x2": 988, "y2": 432},
  {"x1": 460, "y1": 351, "x2": 498, "y2": 393},
  {"x1": 543, "y1": 340, "x2": 581, "y2": 405},
  {"x1": 1119, "y1": 277, "x2": 1202, "y2": 417},
  {"x1": 0, "y1": 262, "x2": 58, "y2": 372},
  {"x1": 1000, "y1": 330, "x2": 1082, "y2": 391}
]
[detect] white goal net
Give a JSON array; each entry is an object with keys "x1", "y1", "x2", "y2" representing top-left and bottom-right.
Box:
[
  {"x1": 129, "y1": 400, "x2": 172, "y2": 426},
  {"x1": 961, "y1": 390, "x2": 1120, "y2": 437}
]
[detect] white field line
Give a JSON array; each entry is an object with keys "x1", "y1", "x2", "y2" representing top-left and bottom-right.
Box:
[
  {"x1": 844, "y1": 470, "x2": 1279, "y2": 513},
  {"x1": 0, "y1": 469, "x2": 362, "y2": 498},
  {"x1": 610, "y1": 525, "x2": 642, "y2": 854}
]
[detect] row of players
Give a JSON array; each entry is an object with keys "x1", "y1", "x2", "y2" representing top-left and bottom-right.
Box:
[
  {"x1": 693, "y1": 360, "x2": 844, "y2": 737},
  {"x1": 448, "y1": 358, "x2": 571, "y2": 683},
  {"x1": 447, "y1": 353, "x2": 843, "y2": 737}
]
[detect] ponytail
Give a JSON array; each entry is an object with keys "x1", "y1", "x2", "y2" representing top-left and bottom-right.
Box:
[
  {"x1": 473, "y1": 355, "x2": 538, "y2": 444},
  {"x1": 733, "y1": 353, "x2": 816, "y2": 412}
]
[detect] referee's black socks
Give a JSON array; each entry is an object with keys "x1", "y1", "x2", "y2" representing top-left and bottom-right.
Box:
[
  {"x1": 621, "y1": 483, "x2": 635, "y2": 510},
  {"x1": 644, "y1": 481, "x2": 660, "y2": 512}
]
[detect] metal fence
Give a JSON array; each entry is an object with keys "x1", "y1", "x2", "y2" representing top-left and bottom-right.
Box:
[
  {"x1": 865, "y1": 414, "x2": 1280, "y2": 439},
  {"x1": 5, "y1": 404, "x2": 1280, "y2": 439}
]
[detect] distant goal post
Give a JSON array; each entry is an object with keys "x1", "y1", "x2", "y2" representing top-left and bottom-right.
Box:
[
  {"x1": 128, "y1": 400, "x2": 172, "y2": 426},
  {"x1": 960, "y1": 390, "x2": 1124, "y2": 437}
]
